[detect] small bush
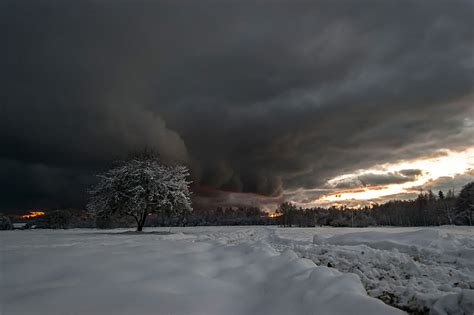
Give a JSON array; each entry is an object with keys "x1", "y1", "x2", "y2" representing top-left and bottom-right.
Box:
[{"x1": 0, "y1": 215, "x2": 13, "y2": 230}]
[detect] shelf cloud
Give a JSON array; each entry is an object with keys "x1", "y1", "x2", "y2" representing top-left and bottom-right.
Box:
[{"x1": 1, "y1": 0, "x2": 473, "y2": 212}]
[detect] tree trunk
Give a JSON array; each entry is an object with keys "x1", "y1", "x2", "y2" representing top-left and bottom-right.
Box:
[
  {"x1": 136, "y1": 219, "x2": 146, "y2": 232},
  {"x1": 136, "y1": 212, "x2": 148, "y2": 232}
]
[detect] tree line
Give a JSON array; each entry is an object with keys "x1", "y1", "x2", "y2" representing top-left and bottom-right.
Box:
[
  {"x1": 0, "y1": 205, "x2": 272, "y2": 230},
  {"x1": 2, "y1": 181, "x2": 472, "y2": 230},
  {"x1": 275, "y1": 183, "x2": 473, "y2": 227},
  {"x1": 1, "y1": 147, "x2": 472, "y2": 230}
]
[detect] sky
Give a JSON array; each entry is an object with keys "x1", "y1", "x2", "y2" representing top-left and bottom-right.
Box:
[{"x1": 1, "y1": 0, "x2": 473, "y2": 214}]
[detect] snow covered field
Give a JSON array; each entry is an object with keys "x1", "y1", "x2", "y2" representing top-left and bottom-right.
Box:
[{"x1": 1, "y1": 226, "x2": 473, "y2": 315}]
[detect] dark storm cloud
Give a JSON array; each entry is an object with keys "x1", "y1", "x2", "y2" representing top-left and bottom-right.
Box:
[
  {"x1": 329, "y1": 171, "x2": 421, "y2": 189},
  {"x1": 358, "y1": 172, "x2": 419, "y2": 186},
  {"x1": 399, "y1": 169, "x2": 423, "y2": 177},
  {"x1": 0, "y1": 158, "x2": 95, "y2": 211},
  {"x1": 422, "y1": 170, "x2": 474, "y2": 193},
  {"x1": 1, "y1": 0, "x2": 473, "y2": 212},
  {"x1": 192, "y1": 186, "x2": 284, "y2": 212}
]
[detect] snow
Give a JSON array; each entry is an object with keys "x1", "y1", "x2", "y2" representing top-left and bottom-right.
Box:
[
  {"x1": 275, "y1": 226, "x2": 474, "y2": 314},
  {"x1": 12, "y1": 223, "x2": 28, "y2": 229},
  {"x1": 1, "y1": 226, "x2": 473, "y2": 314}
]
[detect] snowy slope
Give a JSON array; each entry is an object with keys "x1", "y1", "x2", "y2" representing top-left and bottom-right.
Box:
[{"x1": 1, "y1": 226, "x2": 473, "y2": 314}]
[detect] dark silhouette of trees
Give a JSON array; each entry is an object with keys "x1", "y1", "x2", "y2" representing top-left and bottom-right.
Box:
[
  {"x1": 36, "y1": 210, "x2": 73, "y2": 229},
  {"x1": 446, "y1": 189, "x2": 456, "y2": 199},
  {"x1": 273, "y1": 184, "x2": 474, "y2": 227},
  {"x1": 438, "y1": 190, "x2": 445, "y2": 200},
  {"x1": 12, "y1": 182, "x2": 473, "y2": 230},
  {"x1": 276, "y1": 202, "x2": 298, "y2": 227},
  {"x1": 170, "y1": 206, "x2": 270, "y2": 226}
]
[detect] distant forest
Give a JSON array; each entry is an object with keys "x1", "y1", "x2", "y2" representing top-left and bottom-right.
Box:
[
  {"x1": 2, "y1": 182, "x2": 473, "y2": 229},
  {"x1": 274, "y1": 188, "x2": 468, "y2": 228}
]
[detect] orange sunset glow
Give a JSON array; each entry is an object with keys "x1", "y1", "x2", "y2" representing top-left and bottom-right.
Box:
[{"x1": 313, "y1": 147, "x2": 474, "y2": 206}]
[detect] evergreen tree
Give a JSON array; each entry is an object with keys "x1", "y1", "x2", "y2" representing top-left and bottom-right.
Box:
[{"x1": 438, "y1": 190, "x2": 445, "y2": 200}]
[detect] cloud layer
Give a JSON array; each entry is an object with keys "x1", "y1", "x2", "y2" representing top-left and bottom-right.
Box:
[{"x1": 1, "y1": 0, "x2": 473, "y2": 212}]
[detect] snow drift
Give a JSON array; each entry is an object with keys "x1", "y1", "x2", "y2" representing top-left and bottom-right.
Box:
[
  {"x1": 1, "y1": 229, "x2": 402, "y2": 315},
  {"x1": 306, "y1": 228, "x2": 474, "y2": 313}
]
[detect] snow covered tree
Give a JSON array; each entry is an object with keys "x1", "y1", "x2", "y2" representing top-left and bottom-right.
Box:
[
  {"x1": 36, "y1": 210, "x2": 72, "y2": 229},
  {"x1": 456, "y1": 181, "x2": 474, "y2": 226},
  {"x1": 87, "y1": 151, "x2": 192, "y2": 231},
  {"x1": 0, "y1": 215, "x2": 13, "y2": 230}
]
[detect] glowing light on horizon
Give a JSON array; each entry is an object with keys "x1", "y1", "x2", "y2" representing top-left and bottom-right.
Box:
[
  {"x1": 318, "y1": 147, "x2": 474, "y2": 204},
  {"x1": 20, "y1": 211, "x2": 46, "y2": 219}
]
